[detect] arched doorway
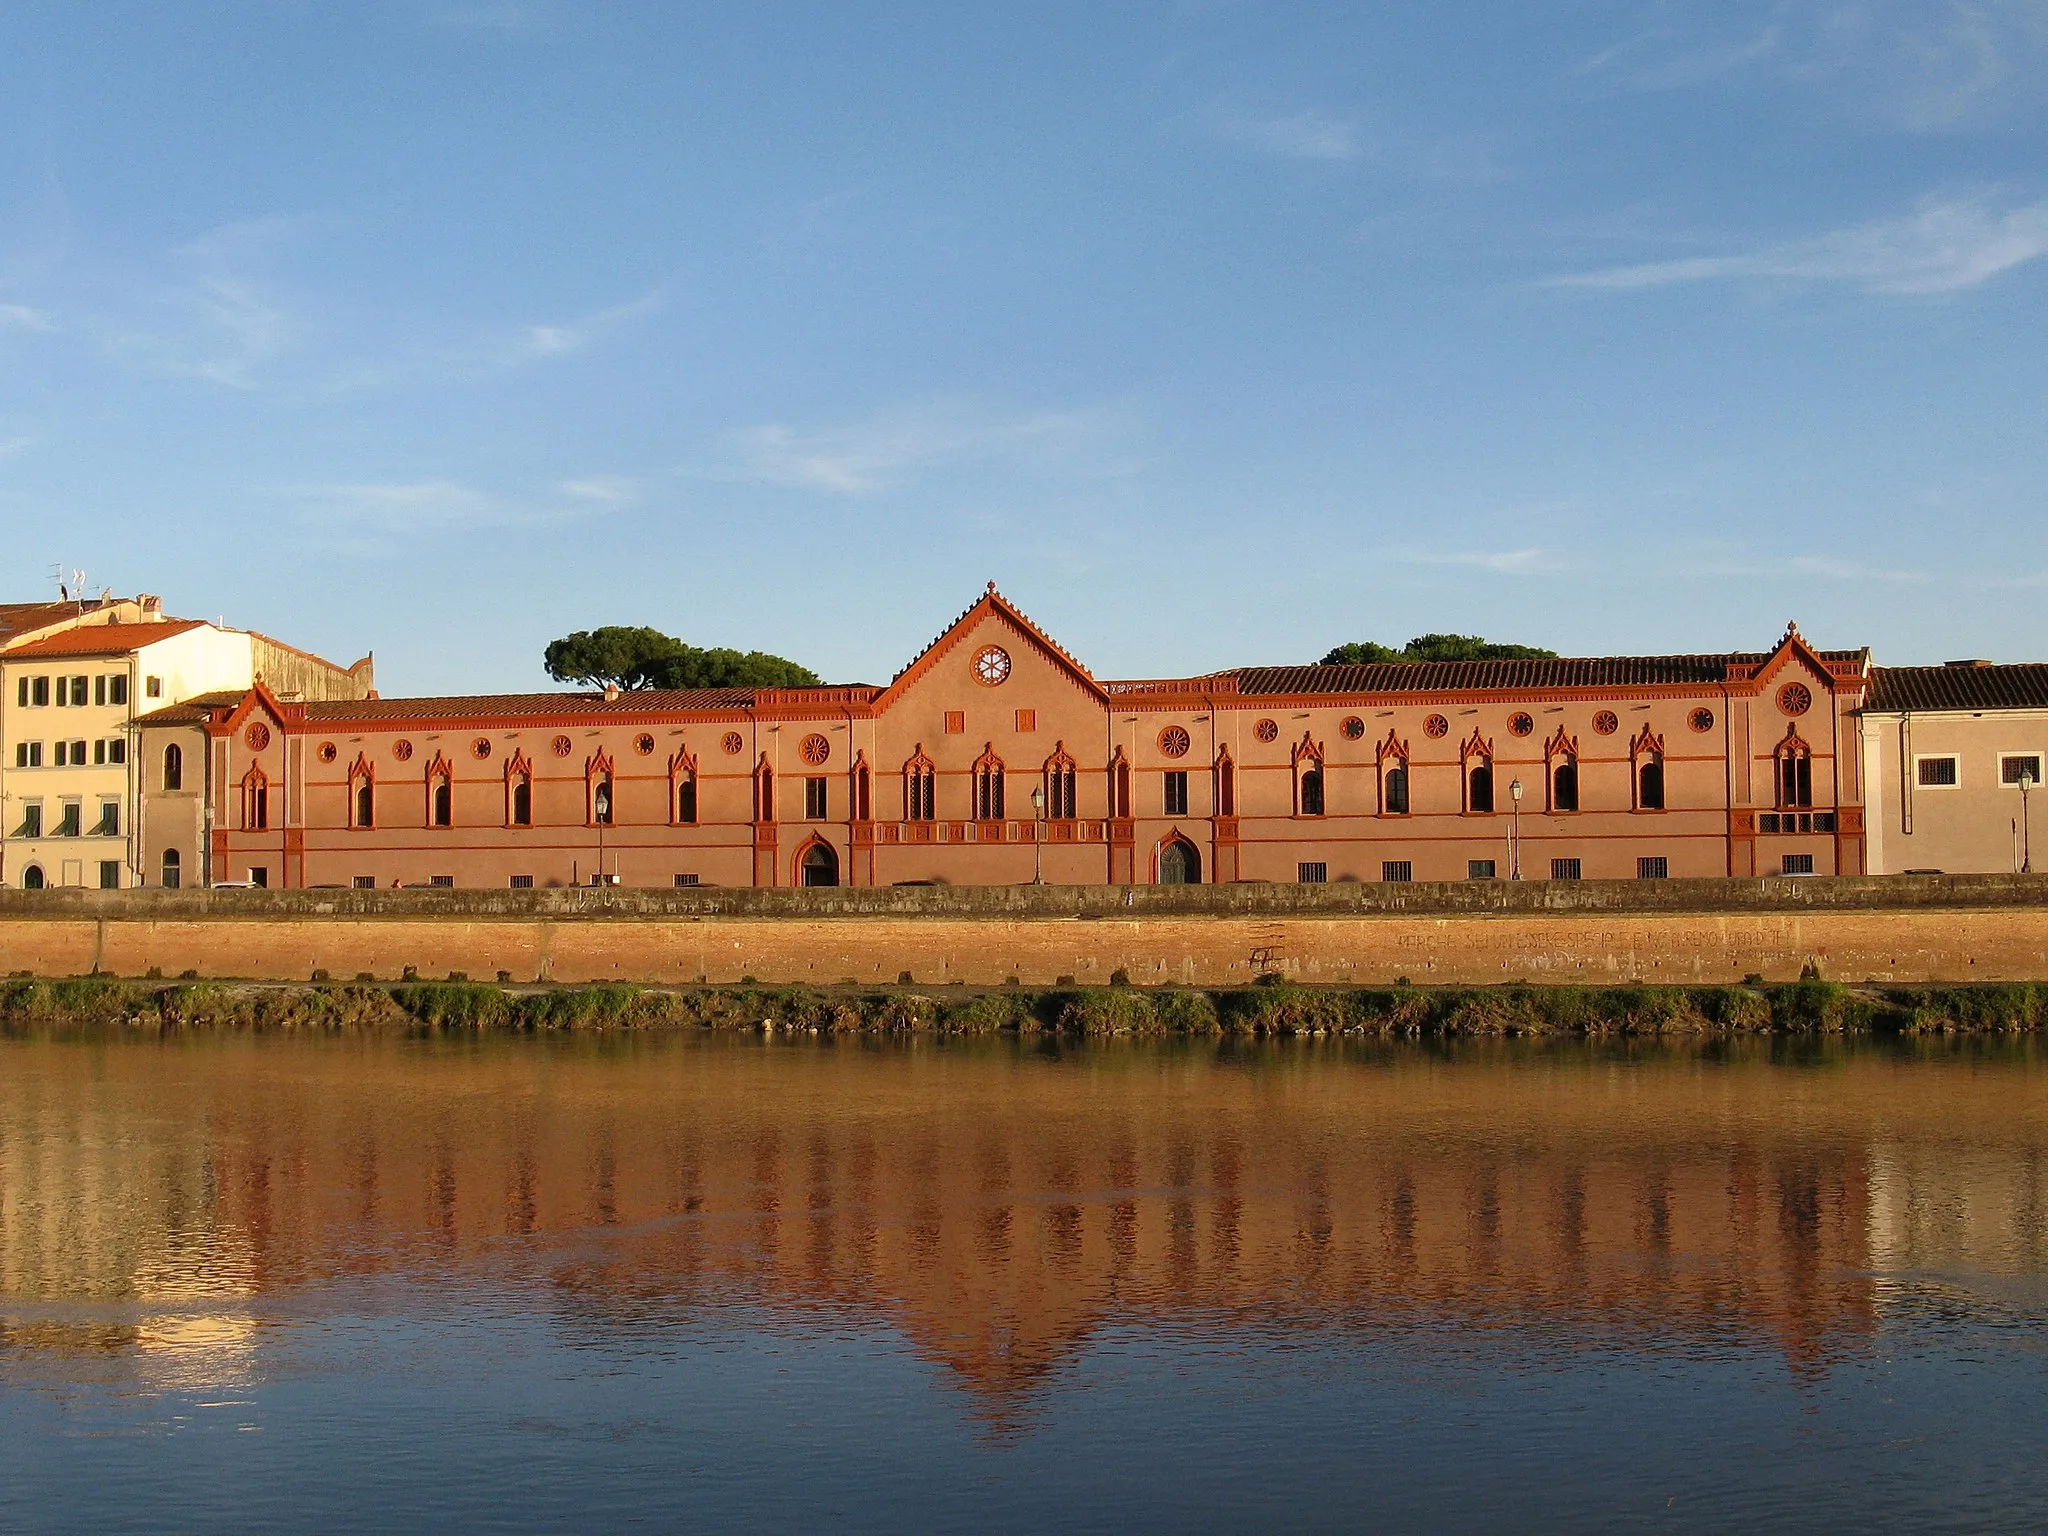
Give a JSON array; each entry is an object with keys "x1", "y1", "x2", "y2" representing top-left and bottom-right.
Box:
[
  {"x1": 799, "y1": 840, "x2": 840, "y2": 888},
  {"x1": 21, "y1": 865, "x2": 44, "y2": 890},
  {"x1": 1157, "y1": 837, "x2": 1201, "y2": 885}
]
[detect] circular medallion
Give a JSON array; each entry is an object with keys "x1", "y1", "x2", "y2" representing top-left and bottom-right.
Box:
[
  {"x1": 1157, "y1": 726, "x2": 1191, "y2": 759},
  {"x1": 391, "y1": 738, "x2": 414, "y2": 762},
  {"x1": 721, "y1": 730, "x2": 745, "y2": 756},
  {"x1": 471, "y1": 737, "x2": 492, "y2": 760},
  {"x1": 1689, "y1": 708, "x2": 1716, "y2": 734},
  {"x1": 1424, "y1": 714, "x2": 1449, "y2": 739},
  {"x1": 1508, "y1": 713, "x2": 1534, "y2": 737},
  {"x1": 799, "y1": 732, "x2": 831, "y2": 766},
  {"x1": 1592, "y1": 710, "x2": 1618, "y2": 736},
  {"x1": 245, "y1": 722, "x2": 271, "y2": 751},
  {"x1": 634, "y1": 733, "x2": 657, "y2": 757},
  {"x1": 972, "y1": 645, "x2": 1012, "y2": 686},
  {"x1": 551, "y1": 735, "x2": 573, "y2": 757},
  {"x1": 1254, "y1": 718, "x2": 1279, "y2": 744},
  {"x1": 1778, "y1": 682, "x2": 1812, "y2": 717},
  {"x1": 317, "y1": 741, "x2": 337, "y2": 764},
  {"x1": 1341, "y1": 717, "x2": 1365, "y2": 741}
]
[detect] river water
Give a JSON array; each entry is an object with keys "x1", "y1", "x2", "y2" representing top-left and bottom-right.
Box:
[{"x1": 2, "y1": 1032, "x2": 2046, "y2": 1533}]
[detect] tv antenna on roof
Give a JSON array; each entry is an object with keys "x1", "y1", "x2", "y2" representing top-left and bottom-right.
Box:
[{"x1": 52, "y1": 565, "x2": 87, "y2": 602}]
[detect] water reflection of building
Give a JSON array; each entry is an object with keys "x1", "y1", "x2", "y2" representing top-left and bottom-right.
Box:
[{"x1": 8, "y1": 1040, "x2": 2032, "y2": 1414}]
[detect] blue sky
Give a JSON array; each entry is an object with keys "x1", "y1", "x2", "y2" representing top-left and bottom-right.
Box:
[{"x1": 2, "y1": 2, "x2": 2045, "y2": 691}]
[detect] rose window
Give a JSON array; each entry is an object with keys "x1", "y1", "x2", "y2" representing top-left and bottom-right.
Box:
[
  {"x1": 1254, "y1": 718, "x2": 1279, "y2": 743},
  {"x1": 1424, "y1": 714, "x2": 1449, "y2": 739},
  {"x1": 245, "y1": 723, "x2": 271, "y2": 750},
  {"x1": 392, "y1": 738, "x2": 414, "y2": 762},
  {"x1": 1778, "y1": 683, "x2": 1812, "y2": 717},
  {"x1": 552, "y1": 735, "x2": 573, "y2": 757},
  {"x1": 1689, "y1": 708, "x2": 1716, "y2": 733},
  {"x1": 1508, "y1": 713, "x2": 1534, "y2": 737},
  {"x1": 471, "y1": 737, "x2": 492, "y2": 759},
  {"x1": 634, "y1": 733, "x2": 656, "y2": 756},
  {"x1": 972, "y1": 646, "x2": 1012, "y2": 686},
  {"x1": 800, "y1": 733, "x2": 831, "y2": 766},
  {"x1": 721, "y1": 731, "x2": 745, "y2": 756},
  {"x1": 1157, "y1": 726, "x2": 1191, "y2": 759},
  {"x1": 1341, "y1": 717, "x2": 1365, "y2": 740},
  {"x1": 1592, "y1": 711, "x2": 1618, "y2": 736}
]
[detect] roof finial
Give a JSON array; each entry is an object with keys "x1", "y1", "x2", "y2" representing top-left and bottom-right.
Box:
[
  {"x1": 986, "y1": 580, "x2": 998, "y2": 594},
  {"x1": 1784, "y1": 618, "x2": 1801, "y2": 642}
]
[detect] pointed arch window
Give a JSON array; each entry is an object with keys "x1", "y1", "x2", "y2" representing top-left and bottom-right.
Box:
[
  {"x1": 669, "y1": 748, "x2": 698, "y2": 825},
  {"x1": 1214, "y1": 747, "x2": 1236, "y2": 819},
  {"x1": 1631, "y1": 727, "x2": 1665, "y2": 811},
  {"x1": 1775, "y1": 730, "x2": 1813, "y2": 808},
  {"x1": 426, "y1": 752, "x2": 455, "y2": 828},
  {"x1": 506, "y1": 750, "x2": 534, "y2": 827},
  {"x1": 1293, "y1": 734, "x2": 1325, "y2": 817},
  {"x1": 1108, "y1": 748, "x2": 1132, "y2": 819},
  {"x1": 1042, "y1": 743, "x2": 1077, "y2": 820},
  {"x1": 348, "y1": 755, "x2": 375, "y2": 830},
  {"x1": 1462, "y1": 730, "x2": 1495, "y2": 814},
  {"x1": 849, "y1": 751, "x2": 872, "y2": 822},
  {"x1": 588, "y1": 751, "x2": 617, "y2": 826},
  {"x1": 240, "y1": 764, "x2": 270, "y2": 831},
  {"x1": 1545, "y1": 727, "x2": 1579, "y2": 814},
  {"x1": 752, "y1": 755, "x2": 775, "y2": 823},
  {"x1": 903, "y1": 747, "x2": 935, "y2": 822},
  {"x1": 972, "y1": 745, "x2": 1006, "y2": 821},
  {"x1": 1376, "y1": 731, "x2": 1410, "y2": 817}
]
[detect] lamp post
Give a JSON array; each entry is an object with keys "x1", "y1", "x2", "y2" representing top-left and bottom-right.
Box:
[
  {"x1": 1509, "y1": 777, "x2": 1524, "y2": 880},
  {"x1": 2023, "y1": 770, "x2": 2036, "y2": 875},
  {"x1": 1030, "y1": 785, "x2": 1045, "y2": 884}
]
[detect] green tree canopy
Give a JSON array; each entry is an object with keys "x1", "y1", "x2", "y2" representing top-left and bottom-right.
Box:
[
  {"x1": 1319, "y1": 633, "x2": 1559, "y2": 666},
  {"x1": 544, "y1": 627, "x2": 823, "y2": 691}
]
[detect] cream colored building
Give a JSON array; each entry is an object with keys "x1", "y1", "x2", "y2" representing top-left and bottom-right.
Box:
[
  {"x1": 1860, "y1": 663, "x2": 2048, "y2": 874},
  {"x1": 2, "y1": 610, "x2": 372, "y2": 889}
]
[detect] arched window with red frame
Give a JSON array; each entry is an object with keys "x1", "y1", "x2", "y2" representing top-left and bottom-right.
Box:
[
  {"x1": 1462, "y1": 730, "x2": 1494, "y2": 814},
  {"x1": 1042, "y1": 743, "x2": 1077, "y2": 819},
  {"x1": 426, "y1": 752, "x2": 454, "y2": 828},
  {"x1": 587, "y1": 750, "x2": 617, "y2": 826},
  {"x1": 849, "y1": 751, "x2": 872, "y2": 822},
  {"x1": 1631, "y1": 727, "x2": 1665, "y2": 811},
  {"x1": 669, "y1": 748, "x2": 698, "y2": 825},
  {"x1": 1108, "y1": 748, "x2": 1132, "y2": 819},
  {"x1": 1292, "y1": 734, "x2": 1325, "y2": 817},
  {"x1": 348, "y1": 754, "x2": 375, "y2": 830},
  {"x1": 903, "y1": 746, "x2": 935, "y2": 822},
  {"x1": 1545, "y1": 727, "x2": 1579, "y2": 814},
  {"x1": 972, "y1": 744, "x2": 1006, "y2": 821},
  {"x1": 1214, "y1": 747, "x2": 1236, "y2": 819},
  {"x1": 241, "y1": 763, "x2": 270, "y2": 831},
  {"x1": 1776, "y1": 730, "x2": 1813, "y2": 808},
  {"x1": 505, "y1": 750, "x2": 534, "y2": 827},
  {"x1": 752, "y1": 755, "x2": 774, "y2": 823},
  {"x1": 1376, "y1": 730, "x2": 1409, "y2": 816}
]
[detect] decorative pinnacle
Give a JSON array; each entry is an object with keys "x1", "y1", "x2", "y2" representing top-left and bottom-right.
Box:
[{"x1": 987, "y1": 580, "x2": 998, "y2": 594}]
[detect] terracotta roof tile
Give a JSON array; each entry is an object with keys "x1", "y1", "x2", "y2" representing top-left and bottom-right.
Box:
[
  {"x1": 298, "y1": 687, "x2": 762, "y2": 722},
  {"x1": 1865, "y1": 665, "x2": 2048, "y2": 713},
  {"x1": 0, "y1": 617, "x2": 210, "y2": 658},
  {"x1": 1230, "y1": 651, "x2": 1864, "y2": 696}
]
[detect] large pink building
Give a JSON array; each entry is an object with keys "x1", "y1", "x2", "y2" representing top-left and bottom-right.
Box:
[{"x1": 138, "y1": 587, "x2": 1869, "y2": 889}]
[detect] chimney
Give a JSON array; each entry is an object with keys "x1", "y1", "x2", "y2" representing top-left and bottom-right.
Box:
[
  {"x1": 139, "y1": 594, "x2": 162, "y2": 615},
  {"x1": 603, "y1": 682, "x2": 621, "y2": 702}
]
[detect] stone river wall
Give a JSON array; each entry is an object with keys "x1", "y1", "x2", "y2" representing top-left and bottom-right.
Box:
[{"x1": 1, "y1": 875, "x2": 2046, "y2": 986}]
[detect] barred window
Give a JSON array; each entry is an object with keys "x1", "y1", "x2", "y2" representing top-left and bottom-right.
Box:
[
  {"x1": 1468, "y1": 859, "x2": 1497, "y2": 879},
  {"x1": 1637, "y1": 856, "x2": 1668, "y2": 880},
  {"x1": 1381, "y1": 860, "x2": 1412, "y2": 883},
  {"x1": 1551, "y1": 858, "x2": 1582, "y2": 881},
  {"x1": 1297, "y1": 862, "x2": 1328, "y2": 884}
]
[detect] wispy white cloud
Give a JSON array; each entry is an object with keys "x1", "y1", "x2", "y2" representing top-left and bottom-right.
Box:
[
  {"x1": 517, "y1": 289, "x2": 664, "y2": 359},
  {"x1": 1552, "y1": 192, "x2": 2048, "y2": 294},
  {"x1": 1393, "y1": 547, "x2": 1562, "y2": 574},
  {"x1": 556, "y1": 474, "x2": 642, "y2": 505},
  {"x1": 1213, "y1": 109, "x2": 1359, "y2": 162},
  {"x1": 728, "y1": 400, "x2": 1124, "y2": 495},
  {"x1": 0, "y1": 304, "x2": 52, "y2": 332}
]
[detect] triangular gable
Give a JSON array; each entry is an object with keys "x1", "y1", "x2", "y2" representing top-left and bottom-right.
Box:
[
  {"x1": 1747, "y1": 621, "x2": 1843, "y2": 693},
  {"x1": 873, "y1": 583, "x2": 1107, "y2": 712},
  {"x1": 211, "y1": 678, "x2": 297, "y2": 738}
]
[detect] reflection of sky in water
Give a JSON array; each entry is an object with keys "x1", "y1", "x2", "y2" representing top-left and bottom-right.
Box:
[{"x1": 2, "y1": 1034, "x2": 2046, "y2": 1531}]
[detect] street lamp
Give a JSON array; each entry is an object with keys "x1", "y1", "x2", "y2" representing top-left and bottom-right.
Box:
[
  {"x1": 1509, "y1": 777, "x2": 1524, "y2": 881},
  {"x1": 1030, "y1": 785, "x2": 1045, "y2": 884},
  {"x1": 2022, "y1": 770, "x2": 2036, "y2": 875}
]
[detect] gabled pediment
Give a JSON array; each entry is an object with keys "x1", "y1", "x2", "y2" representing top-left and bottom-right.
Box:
[{"x1": 873, "y1": 583, "x2": 1105, "y2": 713}]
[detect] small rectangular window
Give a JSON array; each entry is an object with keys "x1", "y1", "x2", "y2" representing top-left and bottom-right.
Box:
[
  {"x1": 1782, "y1": 854, "x2": 1815, "y2": 875},
  {"x1": 1637, "y1": 856, "x2": 1669, "y2": 880},
  {"x1": 674, "y1": 873, "x2": 700, "y2": 887},
  {"x1": 93, "y1": 739, "x2": 105, "y2": 765},
  {"x1": 70, "y1": 676, "x2": 87, "y2": 707},
  {"x1": 1814, "y1": 811, "x2": 1836, "y2": 832},
  {"x1": 1163, "y1": 770, "x2": 1188, "y2": 816},
  {"x1": 53, "y1": 676, "x2": 67, "y2": 708},
  {"x1": 2001, "y1": 755, "x2": 2042, "y2": 786},
  {"x1": 1297, "y1": 861, "x2": 1328, "y2": 883},
  {"x1": 1917, "y1": 757, "x2": 1959, "y2": 787},
  {"x1": 98, "y1": 861, "x2": 121, "y2": 889},
  {"x1": 805, "y1": 776, "x2": 829, "y2": 819},
  {"x1": 250, "y1": 867, "x2": 268, "y2": 888},
  {"x1": 14, "y1": 742, "x2": 39, "y2": 768},
  {"x1": 109, "y1": 675, "x2": 127, "y2": 706},
  {"x1": 94, "y1": 675, "x2": 106, "y2": 706},
  {"x1": 56, "y1": 802, "x2": 81, "y2": 837},
  {"x1": 19, "y1": 803, "x2": 41, "y2": 838},
  {"x1": 108, "y1": 738, "x2": 126, "y2": 764},
  {"x1": 1551, "y1": 857, "x2": 1582, "y2": 881},
  {"x1": 1381, "y1": 860, "x2": 1413, "y2": 883},
  {"x1": 146, "y1": 676, "x2": 162, "y2": 698},
  {"x1": 31, "y1": 676, "x2": 49, "y2": 706},
  {"x1": 943, "y1": 711, "x2": 965, "y2": 735},
  {"x1": 1015, "y1": 709, "x2": 1035, "y2": 733},
  {"x1": 13, "y1": 677, "x2": 23, "y2": 706},
  {"x1": 95, "y1": 802, "x2": 120, "y2": 836},
  {"x1": 1468, "y1": 859, "x2": 1497, "y2": 879},
  {"x1": 352, "y1": 875, "x2": 376, "y2": 889},
  {"x1": 430, "y1": 875, "x2": 454, "y2": 888},
  {"x1": 509, "y1": 874, "x2": 534, "y2": 889}
]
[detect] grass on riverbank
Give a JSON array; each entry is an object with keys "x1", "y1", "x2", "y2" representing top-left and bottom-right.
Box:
[{"x1": 5, "y1": 975, "x2": 2048, "y2": 1037}]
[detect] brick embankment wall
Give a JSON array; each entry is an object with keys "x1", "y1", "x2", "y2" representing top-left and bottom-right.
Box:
[{"x1": 0, "y1": 876, "x2": 2044, "y2": 986}]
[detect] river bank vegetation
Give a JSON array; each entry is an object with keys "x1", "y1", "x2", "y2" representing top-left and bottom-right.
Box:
[{"x1": 7, "y1": 974, "x2": 2048, "y2": 1037}]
